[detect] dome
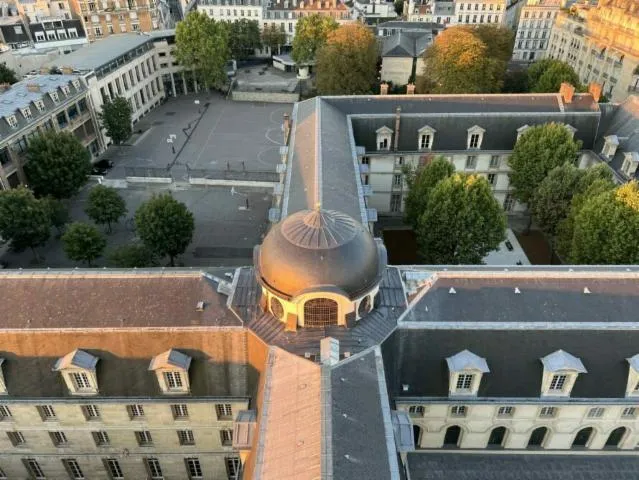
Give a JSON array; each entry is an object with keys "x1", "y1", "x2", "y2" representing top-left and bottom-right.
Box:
[{"x1": 255, "y1": 209, "x2": 385, "y2": 300}]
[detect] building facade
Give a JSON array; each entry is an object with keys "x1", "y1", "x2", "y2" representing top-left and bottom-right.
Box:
[
  {"x1": 0, "y1": 74, "x2": 102, "y2": 191},
  {"x1": 545, "y1": 0, "x2": 639, "y2": 102},
  {"x1": 28, "y1": 19, "x2": 88, "y2": 53},
  {"x1": 406, "y1": 0, "x2": 455, "y2": 25},
  {"x1": 197, "y1": 0, "x2": 266, "y2": 26},
  {"x1": 511, "y1": 0, "x2": 560, "y2": 61},
  {"x1": 454, "y1": 0, "x2": 508, "y2": 25}
]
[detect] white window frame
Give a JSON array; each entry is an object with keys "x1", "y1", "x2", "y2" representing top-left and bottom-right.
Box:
[
  {"x1": 186, "y1": 457, "x2": 203, "y2": 479},
  {"x1": 497, "y1": 406, "x2": 514, "y2": 417},
  {"x1": 50, "y1": 91, "x2": 59, "y2": 103},
  {"x1": 105, "y1": 458, "x2": 124, "y2": 479},
  {"x1": 51, "y1": 431, "x2": 68, "y2": 446},
  {"x1": 417, "y1": 125, "x2": 435, "y2": 150},
  {"x1": 26, "y1": 459, "x2": 45, "y2": 479},
  {"x1": 172, "y1": 404, "x2": 189, "y2": 419},
  {"x1": 21, "y1": 107, "x2": 32, "y2": 120},
  {"x1": 216, "y1": 403, "x2": 233, "y2": 420},
  {"x1": 6, "y1": 115, "x2": 17, "y2": 128},
  {"x1": 128, "y1": 404, "x2": 144, "y2": 418},
  {"x1": 489, "y1": 155, "x2": 500, "y2": 169},
  {"x1": 450, "y1": 405, "x2": 467, "y2": 417},
  {"x1": 39, "y1": 404, "x2": 56, "y2": 420},
  {"x1": 136, "y1": 430, "x2": 153, "y2": 446},
  {"x1": 408, "y1": 405, "x2": 425, "y2": 416},
  {"x1": 61, "y1": 85, "x2": 70, "y2": 96},
  {"x1": 83, "y1": 404, "x2": 100, "y2": 420},
  {"x1": 587, "y1": 407, "x2": 605, "y2": 418},
  {"x1": 164, "y1": 371, "x2": 183, "y2": 390},
  {"x1": 549, "y1": 374, "x2": 567, "y2": 392},
  {"x1": 465, "y1": 155, "x2": 477, "y2": 169},
  {"x1": 177, "y1": 429, "x2": 195, "y2": 445},
  {"x1": 539, "y1": 406, "x2": 557, "y2": 418},
  {"x1": 35, "y1": 99, "x2": 45, "y2": 112},
  {"x1": 621, "y1": 407, "x2": 636, "y2": 418},
  {"x1": 146, "y1": 458, "x2": 163, "y2": 479},
  {"x1": 220, "y1": 428, "x2": 233, "y2": 446},
  {"x1": 93, "y1": 430, "x2": 110, "y2": 446},
  {"x1": 71, "y1": 372, "x2": 92, "y2": 391},
  {"x1": 0, "y1": 405, "x2": 11, "y2": 420},
  {"x1": 455, "y1": 373, "x2": 474, "y2": 392}
]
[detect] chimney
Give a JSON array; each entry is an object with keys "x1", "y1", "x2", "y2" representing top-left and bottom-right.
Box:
[
  {"x1": 26, "y1": 83, "x2": 40, "y2": 92},
  {"x1": 283, "y1": 112, "x2": 290, "y2": 141},
  {"x1": 588, "y1": 82, "x2": 602, "y2": 102},
  {"x1": 0, "y1": 82, "x2": 10, "y2": 92},
  {"x1": 394, "y1": 106, "x2": 401, "y2": 151},
  {"x1": 320, "y1": 337, "x2": 339, "y2": 366},
  {"x1": 559, "y1": 82, "x2": 575, "y2": 104},
  {"x1": 406, "y1": 83, "x2": 415, "y2": 95},
  {"x1": 380, "y1": 82, "x2": 389, "y2": 95}
]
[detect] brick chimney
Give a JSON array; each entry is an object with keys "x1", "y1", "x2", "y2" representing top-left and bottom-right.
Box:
[
  {"x1": 26, "y1": 83, "x2": 40, "y2": 92},
  {"x1": 406, "y1": 83, "x2": 416, "y2": 95},
  {"x1": 394, "y1": 106, "x2": 401, "y2": 151},
  {"x1": 588, "y1": 82, "x2": 602, "y2": 102},
  {"x1": 380, "y1": 82, "x2": 389, "y2": 95},
  {"x1": 559, "y1": 82, "x2": 575, "y2": 104}
]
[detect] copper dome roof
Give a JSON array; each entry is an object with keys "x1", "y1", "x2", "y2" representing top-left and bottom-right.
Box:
[{"x1": 255, "y1": 209, "x2": 385, "y2": 300}]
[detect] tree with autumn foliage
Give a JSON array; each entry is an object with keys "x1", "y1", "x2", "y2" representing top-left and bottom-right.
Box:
[
  {"x1": 291, "y1": 13, "x2": 338, "y2": 64},
  {"x1": 316, "y1": 24, "x2": 378, "y2": 95}
]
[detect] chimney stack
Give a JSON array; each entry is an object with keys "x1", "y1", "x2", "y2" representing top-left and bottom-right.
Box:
[
  {"x1": 320, "y1": 337, "x2": 339, "y2": 366},
  {"x1": 380, "y1": 82, "x2": 389, "y2": 95},
  {"x1": 394, "y1": 106, "x2": 401, "y2": 151},
  {"x1": 406, "y1": 83, "x2": 415, "y2": 95},
  {"x1": 559, "y1": 82, "x2": 575, "y2": 104},
  {"x1": 588, "y1": 82, "x2": 602, "y2": 102}
]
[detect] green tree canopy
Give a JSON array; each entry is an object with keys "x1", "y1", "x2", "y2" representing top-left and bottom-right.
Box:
[
  {"x1": 108, "y1": 242, "x2": 158, "y2": 268},
  {"x1": 62, "y1": 222, "x2": 106, "y2": 266},
  {"x1": 415, "y1": 173, "x2": 506, "y2": 264},
  {"x1": 417, "y1": 25, "x2": 511, "y2": 94},
  {"x1": 261, "y1": 23, "x2": 287, "y2": 55},
  {"x1": 85, "y1": 185, "x2": 127, "y2": 233},
  {"x1": 0, "y1": 63, "x2": 18, "y2": 84},
  {"x1": 316, "y1": 24, "x2": 378, "y2": 95},
  {"x1": 403, "y1": 156, "x2": 455, "y2": 229},
  {"x1": 569, "y1": 182, "x2": 639, "y2": 264},
  {"x1": 228, "y1": 19, "x2": 261, "y2": 60},
  {"x1": 175, "y1": 11, "x2": 230, "y2": 88},
  {"x1": 42, "y1": 196, "x2": 70, "y2": 235},
  {"x1": 291, "y1": 14, "x2": 338, "y2": 64},
  {"x1": 527, "y1": 58, "x2": 581, "y2": 93},
  {"x1": 507, "y1": 123, "x2": 582, "y2": 216},
  {"x1": 25, "y1": 130, "x2": 91, "y2": 199},
  {"x1": 473, "y1": 24, "x2": 515, "y2": 63},
  {"x1": 99, "y1": 96, "x2": 132, "y2": 145},
  {"x1": 134, "y1": 193, "x2": 195, "y2": 266},
  {"x1": 0, "y1": 187, "x2": 51, "y2": 257}
]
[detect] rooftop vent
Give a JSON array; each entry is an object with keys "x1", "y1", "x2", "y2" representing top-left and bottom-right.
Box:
[
  {"x1": 514, "y1": 287, "x2": 521, "y2": 294},
  {"x1": 583, "y1": 287, "x2": 591, "y2": 294},
  {"x1": 448, "y1": 287, "x2": 456, "y2": 294},
  {"x1": 196, "y1": 301, "x2": 205, "y2": 311}
]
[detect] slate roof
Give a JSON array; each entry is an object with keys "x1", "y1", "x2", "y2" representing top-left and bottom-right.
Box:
[
  {"x1": 376, "y1": 20, "x2": 443, "y2": 31},
  {"x1": 0, "y1": 21, "x2": 30, "y2": 46},
  {"x1": 29, "y1": 19, "x2": 86, "y2": 42},
  {"x1": 407, "y1": 453, "x2": 639, "y2": 480},
  {"x1": 382, "y1": 31, "x2": 432, "y2": 58}
]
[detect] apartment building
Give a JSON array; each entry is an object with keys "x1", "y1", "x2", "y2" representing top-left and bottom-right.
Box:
[
  {"x1": 0, "y1": 74, "x2": 102, "y2": 191},
  {"x1": 149, "y1": 29, "x2": 199, "y2": 97},
  {"x1": 350, "y1": 0, "x2": 398, "y2": 23},
  {"x1": 406, "y1": 0, "x2": 455, "y2": 25},
  {"x1": 197, "y1": 0, "x2": 266, "y2": 25},
  {"x1": 546, "y1": 0, "x2": 639, "y2": 102},
  {"x1": 17, "y1": 0, "x2": 74, "y2": 22},
  {"x1": 29, "y1": 19, "x2": 88, "y2": 53},
  {"x1": 454, "y1": 0, "x2": 507, "y2": 25},
  {"x1": 512, "y1": 0, "x2": 560, "y2": 61}
]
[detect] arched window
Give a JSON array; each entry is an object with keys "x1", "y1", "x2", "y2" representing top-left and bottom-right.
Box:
[
  {"x1": 487, "y1": 426, "x2": 507, "y2": 448},
  {"x1": 527, "y1": 427, "x2": 548, "y2": 448},
  {"x1": 443, "y1": 426, "x2": 462, "y2": 448},
  {"x1": 304, "y1": 298, "x2": 338, "y2": 327},
  {"x1": 270, "y1": 297, "x2": 284, "y2": 319},
  {"x1": 358, "y1": 296, "x2": 371, "y2": 317},
  {"x1": 605, "y1": 427, "x2": 627, "y2": 449},
  {"x1": 572, "y1": 427, "x2": 593, "y2": 448}
]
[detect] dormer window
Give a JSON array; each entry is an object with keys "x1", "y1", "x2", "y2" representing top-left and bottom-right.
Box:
[
  {"x1": 50, "y1": 91, "x2": 59, "y2": 103},
  {"x1": 418, "y1": 125, "x2": 436, "y2": 150},
  {"x1": 5, "y1": 115, "x2": 17, "y2": 129},
  {"x1": 625, "y1": 354, "x2": 639, "y2": 397},
  {"x1": 35, "y1": 99, "x2": 45, "y2": 112},
  {"x1": 61, "y1": 85, "x2": 70, "y2": 96},
  {"x1": 467, "y1": 125, "x2": 485, "y2": 149},
  {"x1": 601, "y1": 135, "x2": 619, "y2": 158},
  {"x1": 53, "y1": 349, "x2": 99, "y2": 395},
  {"x1": 72, "y1": 79, "x2": 81, "y2": 90},
  {"x1": 621, "y1": 152, "x2": 639, "y2": 178},
  {"x1": 540, "y1": 350, "x2": 586, "y2": 397},
  {"x1": 446, "y1": 349, "x2": 489, "y2": 397},
  {"x1": 149, "y1": 349, "x2": 192, "y2": 395},
  {"x1": 376, "y1": 125, "x2": 393, "y2": 151},
  {"x1": 21, "y1": 107, "x2": 32, "y2": 120},
  {"x1": 0, "y1": 358, "x2": 7, "y2": 395}
]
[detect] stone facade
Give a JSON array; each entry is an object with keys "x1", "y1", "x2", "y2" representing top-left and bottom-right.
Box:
[{"x1": 512, "y1": 0, "x2": 561, "y2": 61}]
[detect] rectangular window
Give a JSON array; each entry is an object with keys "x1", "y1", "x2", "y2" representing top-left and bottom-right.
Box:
[
  {"x1": 38, "y1": 405, "x2": 57, "y2": 420},
  {"x1": 186, "y1": 457, "x2": 203, "y2": 479},
  {"x1": 455, "y1": 373, "x2": 474, "y2": 391},
  {"x1": 35, "y1": 99, "x2": 45, "y2": 112},
  {"x1": 489, "y1": 155, "x2": 500, "y2": 169},
  {"x1": 136, "y1": 430, "x2": 153, "y2": 446},
  {"x1": 225, "y1": 457, "x2": 240, "y2": 479},
  {"x1": 420, "y1": 134, "x2": 431, "y2": 149},
  {"x1": 50, "y1": 431, "x2": 68, "y2": 446},
  {"x1": 71, "y1": 372, "x2": 91, "y2": 390},
  {"x1": 220, "y1": 428, "x2": 233, "y2": 446},
  {"x1": 64, "y1": 459, "x2": 84, "y2": 479},
  {"x1": 497, "y1": 406, "x2": 514, "y2": 417},
  {"x1": 549, "y1": 374, "x2": 567, "y2": 391},
  {"x1": 408, "y1": 405, "x2": 425, "y2": 416},
  {"x1": 622, "y1": 407, "x2": 636, "y2": 418},
  {"x1": 539, "y1": 406, "x2": 557, "y2": 417},
  {"x1": 390, "y1": 193, "x2": 402, "y2": 213},
  {"x1": 8, "y1": 431, "x2": 26, "y2": 446},
  {"x1": 93, "y1": 430, "x2": 110, "y2": 446},
  {"x1": 469, "y1": 133, "x2": 480, "y2": 148},
  {"x1": 164, "y1": 371, "x2": 183, "y2": 389},
  {"x1": 145, "y1": 458, "x2": 163, "y2": 479},
  {"x1": 503, "y1": 193, "x2": 515, "y2": 212},
  {"x1": 361, "y1": 156, "x2": 369, "y2": 165},
  {"x1": 588, "y1": 407, "x2": 605, "y2": 418},
  {"x1": 172, "y1": 404, "x2": 189, "y2": 419},
  {"x1": 82, "y1": 405, "x2": 100, "y2": 420},
  {"x1": 393, "y1": 174, "x2": 402, "y2": 187},
  {"x1": 465, "y1": 155, "x2": 477, "y2": 169},
  {"x1": 0, "y1": 405, "x2": 11, "y2": 419},
  {"x1": 128, "y1": 404, "x2": 145, "y2": 418},
  {"x1": 25, "y1": 459, "x2": 45, "y2": 479},
  {"x1": 450, "y1": 405, "x2": 467, "y2": 417},
  {"x1": 216, "y1": 403, "x2": 233, "y2": 420},
  {"x1": 22, "y1": 107, "x2": 32, "y2": 120},
  {"x1": 6, "y1": 115, "x2": 17, "y2": 128},
  {"x1": 178, "y1": 429, "x2": 195, "y2": 445},
  {"x1": 487, "y1": 173, "x2": 496, "y2": 186},
  {"x1": 105, "y1": 458, "x2": 124, "y2": 479}
]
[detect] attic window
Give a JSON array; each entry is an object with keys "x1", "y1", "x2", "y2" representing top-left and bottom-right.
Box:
[
  {"x1": 196, "y1": 301, "x2": 205, "y2": 311},
  {"x1": 34, "y1": 99, "x2": 45, "y2": 112},
  {"x1": 446, "y1": 350, "x2": 489, "y2": 397},
  {"x1": 149, "y1": 349, "x2": 192, "y2": 395},
  {"x1": 467, "y1": 125, "x2": 485, "y2": 149},
  {"x1": 540, "y1": 350, "x2": 586, "y2": 397},
  {"x1": 61, "y1": 85, "x2": 70, "y2": 96},
  {"x1": 50, "y1": 91, "x2": 59, "y2": 103},
  {"x1": 53, "y1": 349, "x2": 100, "y2": 396},
  {"x1": 72, "y1": 79, "x2": 80, "y2": 90},
  {"x1": 5, "y1": 115, "x2": 17, "y2": 129}
]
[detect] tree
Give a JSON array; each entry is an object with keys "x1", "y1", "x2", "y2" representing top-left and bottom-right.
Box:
[
  {"x1": 527, "y1": 58, "x2": 580, "y2": 93},
  {"x1": 228, "y1": 19, "x2": 261, "y2": 60},
  {"x1": 416, "y1": 26, "x2": 508, "y2": 94},
  {"x1": 99, "y1": 96, "x2": 132, "y2": 146},
  {"x1": 507, "y1": 123, "x2": 582, "y2": 228},
  {"x1": 175, "y1": 11, "x2": 230, "y2": 88},
  {"x1": 502, "y1": 68, "x2": 529, "y2": 93},
  {"x1": 403, "y1": 156, "x2": 455, "y2": 229},
  {"x1": 473, "y1": 24, "x2": 514, "y2": 63},
  {"x1": 569, "y1": 182, "x2": 639, "y2": 264},
  {"x1": 261, "y1": 24, "x2": 287, "y2": 56},
  {"x1": 108, "y1": 243, "x2": 158, "y2": 268},
  {"x1": 42, "y1": 196, "x2": 70, "y2": 235},
  {"x1": 25, "y1": 130, "x2": 91, "y2": 199},
  {"x1": 85, "y1": 185, "x2": 127, "y2": 233},
  {"x1": 62, "y1": 222, "x2": 106, "y2": 266},
  {"x1": 0, "y1": 187, "x2": 51, "y2": 259},
  {"x1": 316, "y1": 24, "x2": 378, "y2": 95},
  {"x1": 393, "y1": 0, "x2": 404, "y2": 16},
  {"x1": 415, "y1": 173, "x2": 506, "y2": 264},
  {"x1": 291, "y1": 14, "x2": 338, "y2": 64},
  {"x1": 135, "y1": 193, "x2": 195, "y2": 266},
  {"x1": 0, "y1": 63, "x2": 18, "y2": 84}
]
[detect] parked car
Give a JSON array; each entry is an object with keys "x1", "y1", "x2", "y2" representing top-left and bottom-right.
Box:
[{"x1": 91, "y1": 159, "x2": 113, "y2": 176}]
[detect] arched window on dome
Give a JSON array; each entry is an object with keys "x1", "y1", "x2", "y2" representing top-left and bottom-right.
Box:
[
  {"x1": 304, "y1": 298, "x2": 338, "y2": 327},
  {"x1": 270, "y1": 297, "x2": 284, "y2": 319},
  {"x1": 358, "y1": 296, "x2": 371, "y2": 317}
]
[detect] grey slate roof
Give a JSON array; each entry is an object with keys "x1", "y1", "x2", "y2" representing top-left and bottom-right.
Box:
[
  {"x1": 407, "y1": 453, "x2": 639, "y2": 480},
  {"x1": 382, "y1": 31, "x2": 432, "y2": 58}
]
